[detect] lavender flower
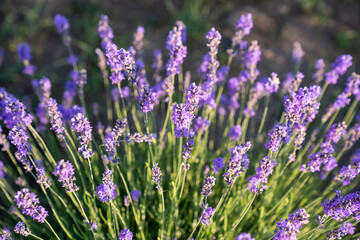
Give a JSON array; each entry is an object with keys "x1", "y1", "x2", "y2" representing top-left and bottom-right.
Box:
[
  {"x1": 335, "y1": 151, "x2": 360, "y2": 186},
  {"x1": 324, "y1": 122, "x2": 347, "y2": 145},
  {"x1": 273, "y1": 209, "x2": 309, "y2": 240},
  {"x1": 8, "y1": 127, "x2": 32, "y2": 172},
  {"x1": 151, "y1": 163, "x2": 162, "y2": 191},
  {"x1": 84, "y1": 219, "x2": 98, "y2": 231},
  {"x1": 126, "y1": 133, "x2": 155, "y2": 143},
  {"x1": 264, "y1": 72, "x2": 280, "y2": 94},
  {"x1": 321, "y1": 190, "x2": 360, "y2": 221},
  {"x1": 247, "y1": 156, "x2": 277, "y2": 194},
  {"x1": 53, "y1": 159, "x2": 79, "y2": 192},
  {"x1": 265, "y1": 123, "x2": 291, "y2": 152},
  {"x1": 138, "y1": 86, "x2": 156, "y2": 113},
  {"x1": 96, "y1": 169, "x2": 118, "y2": 202},
  {"x1": 70, "y1": 113, "x2": 94, "y2": 158},
  {"x1": 98, "y1": 15, "x2": 114, "y2": 49},
  {"x1": 313, "y1": 59, "x2": 325, "y2": 84},
  {"x1": 236, "y1": 233, "x2": 255, "y2": 240},
  {"x1": 345, "y1": 123, "x2": 360, "y2": 149},
  {"x1": 223, "y1": 142, "x2": 252, "y2": 185},
  {"x1": 200, "y1": 205, "x2": 215, "y2": 225},
  {"x1": 322, "y1": 93, "x2": 351, "y2": 123},
  {"x1": 36, "y1": 168, "x2": 51, "y2": 189},
  {"x1": 206, "y1": 27, "x2": 222, "y2": 57},
  {"x1": 246, "y1": 40, "x2": 261, "y2": 70},
  {"x1": 0, "y1": 228, "x2": 11, "y2": 240},
  {"x1": 47, "y1": 98, "x2": 65, "y2": 140},
  {"x1": 130, "y1": 190, "x2": 141, "y2": 202},
  {"x1": 236, "y1": 13, "x2": 253, "y2": 36},
  {"x1": 17, "y1": 42, "x2": 32, "y2": 63},
  {"x1": 0, "y1": 93, "x2": 33, "y2": 129},
  {"x1": 152, "y1": 49, "x2": 163, "y2": 72},
  {"x1": 183, "y1": 139, "x2": 194, "y2": 160},
  {"x1": 118, "y1": 229, "x2": 133, "y2": 240},
  {"x1": 325, "y1": 55, "x2": 352, "y2": 84},
  {"x1": 14, "y1": 222, "x2": 31, "y2": 236},
  {"x1": 326, "y1": 222, "x2": 355, "y2": 239},
  {"x1": 292, "y1": 42, "x2": 305, "y2": 64},
  {"x1": 212, "y1": 157, "x2": 225, "y2": 173},
  {"x1": 228, "y1": 125, "x2": 242, "y2": 141},
  {"x1": 345, "y1": 73, "x2": 360, "y2": 99},
  {"x1": 193, "y1": 117, "x2": 210, "y2": 133},
  {"x1": 172, "y1": 103, "x2": 192, "y2": 138},
  {"x1": 54, "y1": 14, "x2": 70, "y2": 35},
  {"x1": 166, "y1": 22, "x2": 187, "y2": 76},
  {"x1": 133, "y1": 26, "x2": 145, "y2": 54},
  {"x1": 201, "y1": 176, "x2": 216, "y2": 197},
  {"x1": 14, "y1": 188, "x2": 48, "y2": 223}
]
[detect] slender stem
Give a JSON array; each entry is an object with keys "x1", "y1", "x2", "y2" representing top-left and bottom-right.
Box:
[
  {"x1": 159, "y1": 186, "x2": 166, "y2": 240},
  {"x1": 30, "y1": 233, "x2": 45, "y2": 240},
  {"x1": 44, "y1": 219, "x2": 61, "y2": 240},
  {"x1": 258, "y1": 95, "x2": 270, "y2": 134},
  {"x1": 73, "y1": 192, "x2": 89, "y2": 222},
  {"x1": 111, "y1": 202, "x2": 119, "y2": 237},
  {"x1": 159, "y1": 75, "x2": 174, "y2": 145},
  {"x1": 318, "y1": 81, "x2": 329, "y2": 102}
]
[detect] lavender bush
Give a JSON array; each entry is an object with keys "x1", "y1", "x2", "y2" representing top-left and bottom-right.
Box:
[{"x1": 0, "y1": 12, "x2": 359, "y2": 240}]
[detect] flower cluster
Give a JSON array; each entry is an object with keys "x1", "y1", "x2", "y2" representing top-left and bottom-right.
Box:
[
  {"x1": 14, "y1": 222, "x2": 31, "y2": 236},
  {"x1": 47, "y1": 98, "x2": 65, "y2": 140},
  {"x1": 212, "y1": 157, "x2": 225, "y2": 173},
  {"x1": 235, "y1": 233, "x2": 255, "y2": 240},
  {"x1": 17, "y1": 42, "x2": 36, "y2": 75},
  {"x1": 326, "y1": 222, "x2": 355, "y2": 240},
  {"x1": 8, "y1": 127, "x2": 33, "y2": 171},
  {"x1": 325, "y1": 54, "x2": 352, "y2": 84},
  {"x1": 96, "y1": 169, "x2": 118, "y2": 202},
  {"x1": 151, "y1": 163, "x2": 162, "y2": 190},
  {"x1": 223, "y1": 142, "x2": 252, "y2": 185},
  {"x1": 201, "y1": 176, "x2": 216, "y2": 197},
  {"x1": 70, "y1": 113, "x2": 94, "y2": 158},
  {"x1": 228, "y1": 125, "x2": 242, "y2": 141},
  {"x1": 166, "y1": 21, "x2": 187, "y2": 76},
  {"x1": 265, "y1": 124, "x2": 291, "y2": 152},
  {"x1": 118, "y1": 228, "x2": 133, "y2": 240},
  {"x1": 273, "y1": 209, "x2": 309, "y2": 240},
  {"x1": 199, "y1": 205, "x2": 215, "y2": 225},
  {"x1": 247, "y1": 156, "x2": 277, "y2": 194},
  {"x1": 14, "y1": 188, "x2": 48, "y2": 223},
  {"x1": 334, "y1": 150, "x2": 360, "y2": 186},
  {"x1": 53, "y1": 159, "x2": 79, "y2": 192}
]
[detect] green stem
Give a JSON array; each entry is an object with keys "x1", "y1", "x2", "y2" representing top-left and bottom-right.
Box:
[
  {"x1": 258, "y1": 95, "x2": 270, "y2": 134},
  {"x1": 44, "y1": 219, "x2": 61, "y2": 240}
]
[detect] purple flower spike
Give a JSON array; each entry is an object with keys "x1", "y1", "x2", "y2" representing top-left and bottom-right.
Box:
[
  {"x1": 130, "y1": 190, "x2": 141, "y2": 202},
  {"x1": 265, "y1": 123, "x2": 291, "y2": 152},
  {"x1": 118, "y1": 229, "x2": 133, "y2": 240},
  {"x1": 84, "y1": 219, "x2": 98, "y2": 231},
  {"x1": 138, "y1": 86, "x2": 156, "y2": 113},
  {"x1": 223, "y1": 142, "x2": 252, "y2": 185},
  {"x1": 326, "y1": 222, "x2": 355, "y2": 239},
  {"x1": 70, "y1": 113, "x2": 94, "y2": 158},
  {"x1": 152, "y1": 163, "x2": 162, "y2": 190},
  {"x1": 201, "y1": 176, "x2": 216, "y2": 197},
  {"x1": 212, "y1": 157, "x2": 225, "y2": 173},
  {"x1": 17, "y1": 43, "x2": 32, "y2": 62},
  {"x1": 98, "y1": 15, "x2": 114, "y2": 49},
  {"x1": 200, "y1": 205, "x2": 215, "y2": 225},
  {"x1": 47, "y1": 98, "x2": 65, "y2": 140},
  {"x1": 96, "y1": 169, "x2": 118, "y2": 202},
  {"x1": 53, "y1": 159, "x2": 79, "y2": 192},
  {"x1": 236, "y1": 13, "x2": 253, "y2": 36},
  {"x1": 54, "y1": 14, "x2": 70, "y2": 35},
  {"x1": 14, "y1": 222, "x2": 31, "y2": 236},
  {"x1": 236, "y1": 233, "x2": 255, "y2": 240},
  {"x1": 292, "y1": 41, "x2": 305, "y2": 64},
  {"x1": 206, "y1": 27, "x2": 222, "y2": 57},
  {"x1": 274, "y1": 209, "x2": 309, "y2": 240},
  {"x1": 247, "y1": 156, "x2": 277, "y2": 194},
  {"x1": 14, "y1": 188, "x2": 48, "y2": 223},
  {"x1": 228, "y1": 125, "x2": 242, "y2": 141},
  {"x1": 264, "y1": 72, "x2": 280, "y2": 94}
]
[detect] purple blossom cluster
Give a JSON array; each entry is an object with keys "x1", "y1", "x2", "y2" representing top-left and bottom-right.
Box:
[
  {"x1": 212, "y1": 157, "x2": 225, "y2": 173},
  {"x1": 273, "y1": 209, "x2": 309, "y2": 240},
  {"x1": 84, "y1": 219, "x2": 98, "y2": 231},
  {"x1": 126, "y1": 133, "x2": 155, "y2": 143},
  {"x1": 326, "y1": 222, "x2": 355, "y2": 239},
  {"x1": 264, "y1": 72, "x2": 280, "y2": 94},
  {"x1": 292, "y1": 42, "x2": 305, "y2": 64},
  {"x1": 313, "y1": 59, "x2": 325, "y2": 84},
  {"x1": 96, "y1": 169, "x2": 118, "y2": 202},
  {"x1": 265, "y1": 123, "x2": 291, "y2": 152},
  {"x1": 247, "y1": 156, "x2": 277, "y2": 194},
  {"x1": 193, "y1": 117, "x2": 210, "y2": 133},
  {"x1": 36, "y1": 167, "x2": 52, "y2": 189},
  {"x1": 199, "y1": 205, "x2": 215, "y2": 225},
  {"x1": 47, "y1": 98, "x2": 65, "y2": 140},
  {"x1": 183, "y1": 139, "x2": 194, "y2": 160},
  {"x1": 130, "y1": 190, "x2": 141, "y2": 202},
  {"x1": 105, "y1": 118, "x2": 127, "y2": 161},
  {"x1": 228, "y1": 125, "x2": 242, "y2": 141},
  {"x1": 70, "y1": 113, "x2": 94, "y2": 158},
  {"x1": 201, "y1": 176, "x2": 216, "y2": 197},
  {"x1": 283, "y1": 85, "x2": 321, "y2": 126},
  {"x1": 98, "y1": 15, "x2": 114, "y2": 49},
  {"x1": 223, "y1": 142, "x2": 252, "y2": 185},
  {"x1": 151, "y1": 163, "x2": 162, "y2": 190},
  {"x1": 118, "y1": 228, "x2": 133, "y2": 240},
  {"x1": 235, "y1": 233, "x2": 255, "y2": 240},
  {"x1": 54, "y1": 14, "x2": 70, "y2": 35},
  {"x1": 8, "y1": 127, "x2": 33, "y2": 172},
  {"x1": 325, "y1": 55, "x2": 352, "y2": 84},
  {"x1": 345, "y1": 122, "x2": 360, "y2": 149},
  {"x1": 14, "y1": 222, "x2": 31, "y2": 236},
  {"x1": 53, "y1": 159, "x2": 79, "y2": 192},
  {"x1": 166, "y1": 21, "x2": 187, "y2": 76},
  {"x1": 321, "y1": 190, "x2": 360, "y2": 221},
  {"x1": 14, "y1": 188, "x2": 48, "y2": 223},
  {"x1": 138, "y1": 86, "x2": 156, "y2": 113},
  {"x1": 17, "y1": 42, "x2": 36, "y2": 75}
]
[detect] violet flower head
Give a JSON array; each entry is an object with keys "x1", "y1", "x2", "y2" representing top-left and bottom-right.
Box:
[
  {"x1": 200, "y1": 205, "x2": 215, "y2": 225},
  {"x1": 193, "y1": 117, "x2": 210, "y2": 133},
  {"x1": 36, "y1": 168, "x2": 51, "y2": 189},
  {"x1": 17, "y1": 42, "x2": 32, "y2": 62},
  {"x1": 47, "y1": 98, "x2": 65, "y2": 140},
  {"x1": 118, "y1": 229, "x2": 133, "y2": 240},
  {"x1": 223, "y1": 142, "x2": 252, "y2": 185},
  {"x1": 70, "y1": 113, "x2": 94, "y2": 158},
  {"x1": 236, "y1": 13, "x2": 253, "y2": 36},
  {"x1": 1, "y1": 94, "x2": 33, "y2": 128},
  {"x1": 302, "y1": 152, "x2": 335, "y2": 173},
  {"x1": 172, "y1": 103, "x2": 192, "y2": 138},
  {"x1": 84, "y1": 219, "x2": 98, "y2": 231},
  {"x1": 228, "y1": 125, "x2": 242, "y2": 141},
  {"x1": 14, "y1": 188, "x2": 48, "y2": 223},
  {"x1": 322, "y1": 92, "x2": 351, "y2": 123},
  {"x1": 264, "y1": 72, "x2": 280, "y2": 94},
  {"x1": 292, "y1": 41, "x2": 305, "y2": 64},
  {"x1": 245, "y1": 40, "x2": 261, "y2": 69},
  {"x1": 326, "y1": 222, "x2": 355, "y2": 239},
  {"x1": 265, "y1": 123, "x2": 291, "y2": 152},
  {"x1": 138, "y1": 86, "x2": 156, "y2": 113},
  {"x1": 334, "y1": 151, "x2": 360, "y2": 186},
  {"x1": 126, "y1": 133, "x2": 155, "y2": 144},
  {"x1": 273, "y1": 209, "x2": 309, "y2": 240},
  {"x1": 152, "y1": 49, "x2": 163, "y2": 72},
  {"x1": 235, "y1": 233, "x2": 255, "y2": 240},
  {"x1": 345, "y1": 73, "x2": 360, "y2": 99},
  {"x1": 201, "y1": 176, "x2": 216, "y2": 197},
  {"x1": 325, "y1": 55, "x2": 352, "y2": 85},
  {"x1": 321, "y1": 190, "x2": 360, "y2": 221},
  {"x1": 206, "y1": 27, "x2": 222, "y2": 57},
  {"x1": 313, "y1": 58, "x2": 325, "y2": 83},
  {"x1": 324, "y1": 122, "x2": 347, "y2": 145},
  {"x1": 98, "y1": 15, "x2": 114, "y2": 49},
  {"x1": 183, "y1": 139, "x2": 194, "y2": 160},
  {"x1": 8, "y1": 126, "x2": 33, "y2": 172},
  {"x1": 96, "y1": 169, "x2": 118, "y2": 202},
  {"x1": 212, "y1": 157, "x2": 225, "y2": 173},
  {"x1": 130, "y1": 190, "x2": 141, "y2": 202},
  {"x1": 166, "y1": 22, "x2": 187, "y2": 76},
  {"x1": 53, "y1": 159, "x2": 79, "y2": 192},
  {"x1": 53, "y1": 14, "x2": 70, "y2": 35},
  {"x1": 247, "y1": 156, "x2": 277, "y2": 194},
  {"x1": 14, "y1": 222, "x2": 31, "y2": 236},
  {"x1": 345, "y1": 123, "x2": 360, "y2": 149},
  {"x1": 133, "y1": 25, "x2": 145, "y2": 53},
  {"x1": 152, "y1": 163, "x2": 162, "y2": 190}
]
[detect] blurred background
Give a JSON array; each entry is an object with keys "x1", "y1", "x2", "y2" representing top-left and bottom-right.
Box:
[{"x1": 0, "y1": 0, "x2": 359, "y2": 102}]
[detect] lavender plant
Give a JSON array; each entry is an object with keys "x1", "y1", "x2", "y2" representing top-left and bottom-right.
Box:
[{"x1": 0, "y1": 12, "x2": 359, "y2": 240}]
